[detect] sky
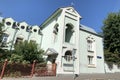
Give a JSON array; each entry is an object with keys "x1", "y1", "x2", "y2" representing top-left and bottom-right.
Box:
[{"x1": 0, "y1": 0, "x2": 120, "y2": 32}]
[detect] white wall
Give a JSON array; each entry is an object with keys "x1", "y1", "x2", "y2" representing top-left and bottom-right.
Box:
[
  {"x1": 79, "y1": 30, "x2": 105, "y2": 73},
  {"x1": 1, "y1": 18, "x2": 42, "y2": 50}
]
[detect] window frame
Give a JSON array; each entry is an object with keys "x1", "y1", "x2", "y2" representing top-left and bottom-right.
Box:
[
  {"x1": 86, "y1": 36, "x2": 96, "y2": 68},
  {"x1": 1, "y1": 33, "x2": 9, "y2": 47},
  {"x1": 15, "y1": 37, "x2": 23, "y2": 45},
  {"x1": 64, "y1": 50, "x2": 73, "y2": 62}
]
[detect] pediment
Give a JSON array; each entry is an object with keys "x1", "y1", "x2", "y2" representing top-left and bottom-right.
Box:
[
  {"x1": 62, "y1": 7, "x2": 82, "y2": 18},
  {"x1": 66, "y1": 7, "x2": 77, "y2": 14}
]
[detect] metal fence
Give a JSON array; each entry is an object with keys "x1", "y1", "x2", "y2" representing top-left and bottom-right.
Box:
[{"x1": 0, "y1": 60, "x2": 56, "y2": 79}]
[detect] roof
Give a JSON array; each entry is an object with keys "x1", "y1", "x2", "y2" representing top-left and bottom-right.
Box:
[
  {"x1": 45, "y1": 48, "x2": 58, "y2": 55},
  {"x1": 80, "y1": 24, "x2": 97, "y2": 34},
  {"x1": 40, "y1": 6, "x2": 81, "y2": 29},
  {"x1": 40, "y1": 8, "x2": 62, "y2": 29}
]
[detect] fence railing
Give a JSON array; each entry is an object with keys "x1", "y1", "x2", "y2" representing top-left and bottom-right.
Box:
[{"x1": 0, "y1": 60, "x2": 56, "y2": 79}]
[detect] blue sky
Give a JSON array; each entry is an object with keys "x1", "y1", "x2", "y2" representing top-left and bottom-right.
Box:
[{"x1": 0, "y1": 0, "x2": 120, "y2": 32}]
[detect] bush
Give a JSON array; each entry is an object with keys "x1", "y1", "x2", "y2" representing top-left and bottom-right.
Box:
[{"x1": 13, "y1": 41, "x2": 45, "y2": 63}]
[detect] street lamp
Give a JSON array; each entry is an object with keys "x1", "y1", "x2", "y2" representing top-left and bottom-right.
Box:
[{"x1": 72, "y1": 49, "x2": 77, "y2": 80}]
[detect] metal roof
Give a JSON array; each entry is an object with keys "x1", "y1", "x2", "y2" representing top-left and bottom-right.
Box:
[
  {"x1": 80, "y1": 24, "x2": 97, "y2": 34},
  {"x1": 45, "y1": 48, "x2": 58, "y2": 55}
]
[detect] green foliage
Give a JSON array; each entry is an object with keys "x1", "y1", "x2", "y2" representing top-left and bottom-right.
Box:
[
  {"x1": 0, "y1": 49, "x2": 11, "y2": 62},
  {"x1": 13, "y1": 41, "x2": 45, "y2": 63},
  {"x1": 102, "y1": 11, "x2": 120, "y2": 68},
  {"x1": 9, "y1": 54, "x2": 24, "y2": 63},
  {"x1": 0, "y1": 39, "x2": 45, "y2": 64}
]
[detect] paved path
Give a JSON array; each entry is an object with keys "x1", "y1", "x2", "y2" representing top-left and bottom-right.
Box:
[{"x1": 2, "y1": 73, "x2": 120, "y2": 80}]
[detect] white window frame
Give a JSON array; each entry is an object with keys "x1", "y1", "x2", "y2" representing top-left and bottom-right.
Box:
[
  {"x1": 15, "y1": 37, "x2": 23, "y2": 45},
  {"x1": 64, "y1": 55, "x2": 72, "y2": 62},
  {"x1": 2, "y1": 33, "x2": 9, "y2": 43},
  {"x1": 87, "y1": 40, "x2": 94, "y2": 52},
  {"x1": 1, "y1": 33, "x2": 9, "y2": 47},
  {"x1": 87, "y1": 55, "x2": 96, "y2": 67},
  {"x1": 87, "y1": 36, "x2": 95, "y2": 52},
  {"x1": 87, "y1": 36, "x2": 96, "y2": 68},
  {"x1": 88, "y1": 55, "x2": 94, "y2": 65}
]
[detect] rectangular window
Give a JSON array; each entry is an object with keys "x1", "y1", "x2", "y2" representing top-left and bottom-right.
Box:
[
  {"x1": 15, "y1": 37, "x2": 23, "y2": 45},
  {"x1": 87, "y1": 55, "x2": 96, "y2": 68},
  {"x1": 1, "y1": 33, "x2": 9, "y2": 47},
  {"x1": 88, "y1": 56, "x2": 94, "y2": 65},
  {"x1": 2, "y1": 33, "x2": 9, "y2": 43},
  {"x1": 87, "y1": 40, "x2": 94, "y2": 52},
  {"x1": 87, "y1": 38, "x2": 96, "y2": 67}
]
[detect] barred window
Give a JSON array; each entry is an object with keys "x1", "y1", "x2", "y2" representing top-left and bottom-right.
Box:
[{"x1": 64, "y1": 50, "x2": 72, "y2": 62}]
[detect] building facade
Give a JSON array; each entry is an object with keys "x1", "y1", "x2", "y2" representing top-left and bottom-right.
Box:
[{"x1": 0, "y1": 7, "x2": 105, "y2": 74}]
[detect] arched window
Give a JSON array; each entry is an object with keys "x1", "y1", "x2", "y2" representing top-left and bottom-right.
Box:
[
  {"x1": 53, "y1": 23, "x2": 59, "y2": 34},
  {"x1": 53, "y1": 23, "x2": 59, "y2": 43},
  {"x1": 64, "y1": 50, "x2": 72, "y2": 61},
  {"x1": 65, "y1": 23, "x2": 74, "y2": 44}
]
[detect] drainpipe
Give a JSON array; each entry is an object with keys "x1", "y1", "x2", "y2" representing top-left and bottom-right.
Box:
[
  {"x1": 27, "y1": 30, "x2": 32, "y2": 42},
  {"x1": 10, "y1": 27, "x2": 19, "y2": 51},
  {"x1": 40, "y1": 33, "x2": 43, "y2": 48}
]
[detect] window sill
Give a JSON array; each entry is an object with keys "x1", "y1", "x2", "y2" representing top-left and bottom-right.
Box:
[{"x1": 88, "y1": 64, "x2": 96, "y2": 68}]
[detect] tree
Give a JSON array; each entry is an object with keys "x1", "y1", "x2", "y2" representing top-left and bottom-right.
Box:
[
  {"x1": 12, "y1": 41, "x2": 45, "y2": 63},
  {"x1": 102, "y1": 12, "x2": 120, "y2": 67}
]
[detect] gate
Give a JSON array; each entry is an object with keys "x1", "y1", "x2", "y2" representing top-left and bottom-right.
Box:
[{"x1": 35, "y1": 63, "x2": 56, "y2": 76}]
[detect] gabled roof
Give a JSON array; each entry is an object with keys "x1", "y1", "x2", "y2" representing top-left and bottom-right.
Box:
[
  {"x1": 40, "y1": 8, "x2": 62, "y2": 29},
  {"x1": 61, "y1": 6, "x2": 82, "y2": 18},
  {"x1": 45, "y1": 48, "x2": 58, "y2": 55},
  {"x1": 40, "y1": 6, "x2": 82, "y2": 29}
]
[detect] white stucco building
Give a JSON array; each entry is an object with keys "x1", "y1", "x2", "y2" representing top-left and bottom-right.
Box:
[{"x1": 0, "y1": 7, "x2": 105, "y2": 74}]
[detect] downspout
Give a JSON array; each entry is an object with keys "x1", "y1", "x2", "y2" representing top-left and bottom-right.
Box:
[
  {"x1": 40, "y1": 33, "x2": 43, "y2": 48},
  {"x1": 10, "y1": 27, "x2": 19, "y2": 51}
]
